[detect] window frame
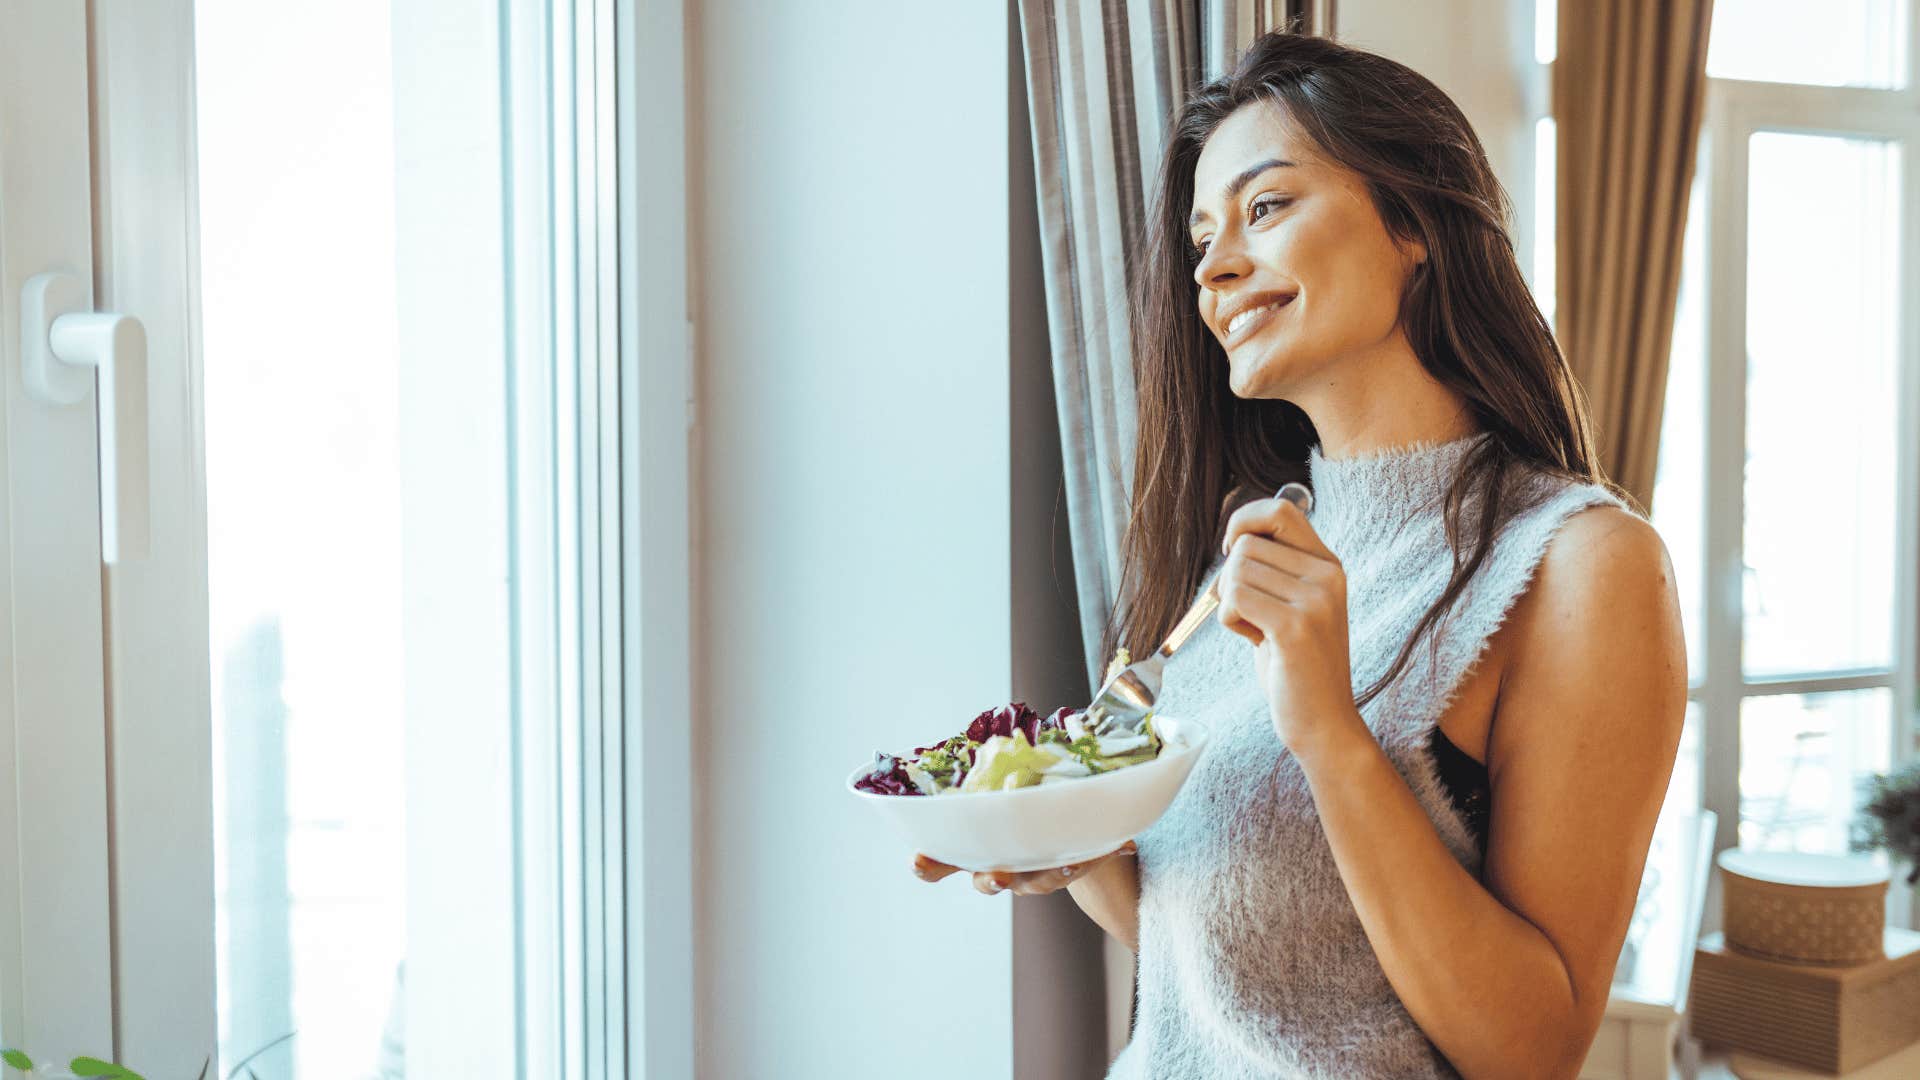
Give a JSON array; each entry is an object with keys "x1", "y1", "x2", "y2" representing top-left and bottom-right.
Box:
[
  {"x1": 1691, "y1": 78, "x2": 1920, "y2": 927},
  {"x1": 1531, "y1": 4, "x2": 1920, "y2": 930},
  {"x1": 0, "y1": 0, "x2": 696, "y2": 1074},
  {"x1": 0, "y1": 1, "x2": 123, "y2": 1067},
  {"x1": 612, "y1": 0, "x2": 697, "y2": 1073}
]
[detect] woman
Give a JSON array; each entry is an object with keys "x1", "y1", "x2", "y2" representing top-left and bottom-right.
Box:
[{"x1": 914, "y1": 30, "x2": 1686, "y2": 1080}]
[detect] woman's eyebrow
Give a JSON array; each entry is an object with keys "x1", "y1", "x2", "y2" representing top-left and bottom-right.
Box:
[{"x1": 1188, "y1": 158, "x2": 1297, "y2": 228}]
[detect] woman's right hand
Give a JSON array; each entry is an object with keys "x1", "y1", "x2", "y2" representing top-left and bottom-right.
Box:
[{"x1": 910, "y1": 840, "x2": 1137, "y2": 896}]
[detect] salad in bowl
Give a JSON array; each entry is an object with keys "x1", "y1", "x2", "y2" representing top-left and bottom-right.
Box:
[
  {"x1": 851, "y1": 701, "x2": 1169, "y2": 797},
  {"x1": 848, "y1": 654, "x2": 1209, "y2": 872}
]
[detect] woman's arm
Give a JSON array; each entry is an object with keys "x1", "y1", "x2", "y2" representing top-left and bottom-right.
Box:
[
  {"x1": 1293, "y1": 506, "x2": 1686, "y2": 1080},
  {"x1": 1064, "y1": 847, "x2": 1140, "y2": 952}
]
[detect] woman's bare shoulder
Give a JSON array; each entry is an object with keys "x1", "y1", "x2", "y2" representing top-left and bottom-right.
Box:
[{"x1": 1497, "y1": 502, "x2": 1684, "y2": 723}]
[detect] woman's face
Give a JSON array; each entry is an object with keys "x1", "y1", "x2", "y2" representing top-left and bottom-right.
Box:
[{"x1": 1188, "y1": 100, "x2": 1424, "y2": 399}]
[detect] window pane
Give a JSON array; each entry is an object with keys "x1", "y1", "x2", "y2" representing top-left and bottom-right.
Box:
[
  {"x1": 1708, "y1": 0, "x2": 1909, "y2": 88},
  {"x1": 1651, "y1": 163, "x2": 1707, "y2": 685},
  {"x1": 199, "y1": 5, "x2": 405, "y2": 1073},
  {"x1": 1742, "y1": 132, "x2": 1901, "y2": 677},
  {"x1": 1664, "y1": 701, "x2": 1705, "y2": 826},
  {"x1": 1738, "y1": 688, "x2": 1893, "y2": 853},
  {"x1": 197, "y1": 3, "x2": 550, "y2": 1075}
]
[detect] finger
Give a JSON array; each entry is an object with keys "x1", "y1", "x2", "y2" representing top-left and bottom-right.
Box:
[
  {"x1": 912, "y1": 853, "x2": 961, "y2": 882},
  {"x1": 1230, "y1": 534, "x2": 1318, "y2": 583},
  {"x1": 974, "y1": 870, "x2": 1010, "y2": 895},
  {"x1": 1219, "y1": 553, "x2": 1299, "y2": 641},
  {"x1": 1004, "y1": 840, "x2": 1139, "y2": 896},
  {"x1": 1008, "y1": 863, "x2": 1081, "y2": 896},
  {"x1": 1223, "y1": 496, "x2": 1335, "y2": 563},
  {"x1": 1265, "y1": 498, "x2": 1337, "y2": 562},
  {"x1": 1216, "y1": 572, "x2": 1266, "y2": 644},
  {"x1": 1222, "y1": 497, "x2": 1291, "y2": 555},
  {"x1": 1217, "y1": 575, "x2": 1297, "y2": 644}
]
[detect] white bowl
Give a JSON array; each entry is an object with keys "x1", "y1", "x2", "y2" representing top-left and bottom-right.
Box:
[{"x1": 846, "y1": 716, "x2": 1210, "y2": 873}]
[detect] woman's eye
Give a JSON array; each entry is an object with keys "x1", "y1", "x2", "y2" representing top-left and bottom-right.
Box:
[
  {"x1": 1189, "y1": 197, "x2": 1292, "y2": 260},
  {"x1": 1250, "y1": 195, "x2": 1290, "y2": 221}
]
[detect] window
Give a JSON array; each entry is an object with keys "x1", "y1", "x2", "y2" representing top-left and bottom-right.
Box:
[
  {"x1": 1706, "y1": 0, "x2": 1909, "y2": 89},
  {"x1": 1532, "y1": 0, "x2": 1920, "y2": 927},
  {"x1": 0, "y1": 0, "x2": 693, "y2": 1073},
  {"x1": 196, "y1": 8, "x2": 414, "y2": 1071}
]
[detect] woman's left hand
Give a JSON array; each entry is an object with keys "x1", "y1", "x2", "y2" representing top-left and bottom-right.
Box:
[{"x1": 1217, "y1": 494, "x2": 1363, "y2": 755}]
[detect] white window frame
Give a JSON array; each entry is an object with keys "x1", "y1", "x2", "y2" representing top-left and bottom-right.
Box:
[
  {"x1": 0, "y1": 0, "x2": 695, "y2": 1074},
  {"x1": 1530, "y1": 3, "x2": 1920, "y2": 931},
  {"x1": 0, "y1": 0, "x2": 123, "y2": 1066},
  {"x1": 614, "y1": 0, "x2": 697, "y2": 1072},
  {"x1": 1690, "y1": 72, "x2": 1920, "y2": 929}
]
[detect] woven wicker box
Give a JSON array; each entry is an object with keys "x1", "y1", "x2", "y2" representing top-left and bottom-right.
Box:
[
  {"x1": 1718, "y1": 850, "x2": 1890, "y2": 965},
  {"x1": 1690, "y1": 928, "x2": 1920, "y2": 1074},
  {"x1": 1728, "y1": 1037, "x2": 1920, "y2": 1079}
]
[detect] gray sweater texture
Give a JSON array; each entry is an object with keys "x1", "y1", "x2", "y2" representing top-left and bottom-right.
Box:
[{"x1": 1107, "y1": 430, "x2": 1629, "y2": 1079}]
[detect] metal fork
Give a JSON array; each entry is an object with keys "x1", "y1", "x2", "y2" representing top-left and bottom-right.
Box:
[{"x1": 1084, "y1": 482, "x2": 1314, "y2": 737}]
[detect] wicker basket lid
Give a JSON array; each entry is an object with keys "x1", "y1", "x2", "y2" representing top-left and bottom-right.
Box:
[{"x1": 1717, "y1": 850, "x2": 1890, "y2": 889}]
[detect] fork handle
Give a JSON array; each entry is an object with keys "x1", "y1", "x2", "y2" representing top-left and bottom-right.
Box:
[
  {"x1": 1158, "y1": 576, "x2": 1223, "y2": 658},
  {"x1": 1155, "y1": 482, "x2": 1313, "y2": 659}
]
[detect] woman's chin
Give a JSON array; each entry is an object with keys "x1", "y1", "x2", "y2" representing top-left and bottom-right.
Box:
[
  {"x1": 1227, "y1": 350, "x2": 1283, "y2": 399},
  {"x1": 1229, "y1": 337, "x2": 1324, "y2": 399}
]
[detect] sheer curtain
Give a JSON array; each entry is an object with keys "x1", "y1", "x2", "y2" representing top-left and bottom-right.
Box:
[
  {"x1": 1014, "y1": 3, "x2": 1334, "y2": 1056},
  {"x1": 1017, "y1": 0, "x2": 1333, "y2": 694}
]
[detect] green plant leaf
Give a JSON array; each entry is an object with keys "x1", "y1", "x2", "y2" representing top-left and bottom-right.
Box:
[
  {"x1": 69, "y1": 1057, "x2": 141, "y2": 1079},
  {"x1": 2, "y1": 1048, "x2": 34, "y2": 1071}
]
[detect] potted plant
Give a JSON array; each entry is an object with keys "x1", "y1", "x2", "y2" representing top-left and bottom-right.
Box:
[{"x1": 1851, "y1": 760, "x2": 1920, "y2": 886}]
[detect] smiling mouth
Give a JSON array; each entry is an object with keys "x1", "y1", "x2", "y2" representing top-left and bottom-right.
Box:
[{"x1": 1224, "y1": 295, "x2": 1296, "y2": 344}]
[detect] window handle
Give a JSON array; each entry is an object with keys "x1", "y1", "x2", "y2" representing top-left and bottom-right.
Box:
[{"x1": 21, "y1": 271, "x2": 150, "y2": 564}]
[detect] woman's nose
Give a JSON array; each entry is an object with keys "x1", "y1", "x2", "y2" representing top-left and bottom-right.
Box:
[{"x1": 1193, "y1": 233, "x2": 1249, "y2": 288}]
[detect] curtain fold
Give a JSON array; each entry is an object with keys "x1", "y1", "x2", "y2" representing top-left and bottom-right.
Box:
[
  {"x1": 1554, "y1": 0, "x2": 1715, "y2": 512},
  {"x1": 1019, "y1": 0, "x2": 1326, "y2": 694}
]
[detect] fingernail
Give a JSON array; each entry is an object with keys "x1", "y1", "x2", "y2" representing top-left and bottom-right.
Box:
[
  {"x1": 1060, "y1": 865, "x2": 1076, "y2": 878},
  {"x1": 1123, "y1": 840, "x2": 1138, "y2": 853}
]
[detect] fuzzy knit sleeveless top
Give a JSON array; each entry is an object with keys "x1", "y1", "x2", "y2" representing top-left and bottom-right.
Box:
[{"x1": 1107, "y1": 431, "x2": 1630, "y2": 1080}]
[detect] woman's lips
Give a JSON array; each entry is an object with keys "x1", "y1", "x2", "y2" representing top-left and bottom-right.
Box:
[{"x1": 1224, "y1": 294, "x2": 1295, "y2": 346}]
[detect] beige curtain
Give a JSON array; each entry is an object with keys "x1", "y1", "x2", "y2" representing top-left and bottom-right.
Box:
[
  {"x1": 1018, "y1": 0, "x2": 1332, "y2": 696},
  {"x1": 1554, "y1": 0, "x2": 1715, "y2": 512},
  {"x1": 1016, "y1": 0, "x2": 1333, "y2": 1062}
]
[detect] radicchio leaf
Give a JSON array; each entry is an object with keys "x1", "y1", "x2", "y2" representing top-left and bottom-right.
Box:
[
  {"x1": 966, "y1": 702, "x2": 1042, "y2": 744},
  {"x1": 853, "y1": 752, "x2": 921, "y2": 796}
]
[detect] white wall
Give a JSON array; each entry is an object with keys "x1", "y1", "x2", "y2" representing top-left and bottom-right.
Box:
[{"x1": 690, "y1": 2, "x2": 1022, "y2": 1076}]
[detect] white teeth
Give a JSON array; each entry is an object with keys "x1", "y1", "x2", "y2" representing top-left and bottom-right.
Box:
[{"x1": 1227, "y1": 300, "x2": 1284, "y2": 336}]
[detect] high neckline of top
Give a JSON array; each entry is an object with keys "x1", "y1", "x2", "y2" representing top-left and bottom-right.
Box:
[{"x1": 1304, "y1": 430, "x2": 1493, "y2": 537}]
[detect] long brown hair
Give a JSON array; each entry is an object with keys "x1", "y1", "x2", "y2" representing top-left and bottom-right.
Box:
[{"x1": 1104, "y1": 30, "x2": 1633, "y2": 710}]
